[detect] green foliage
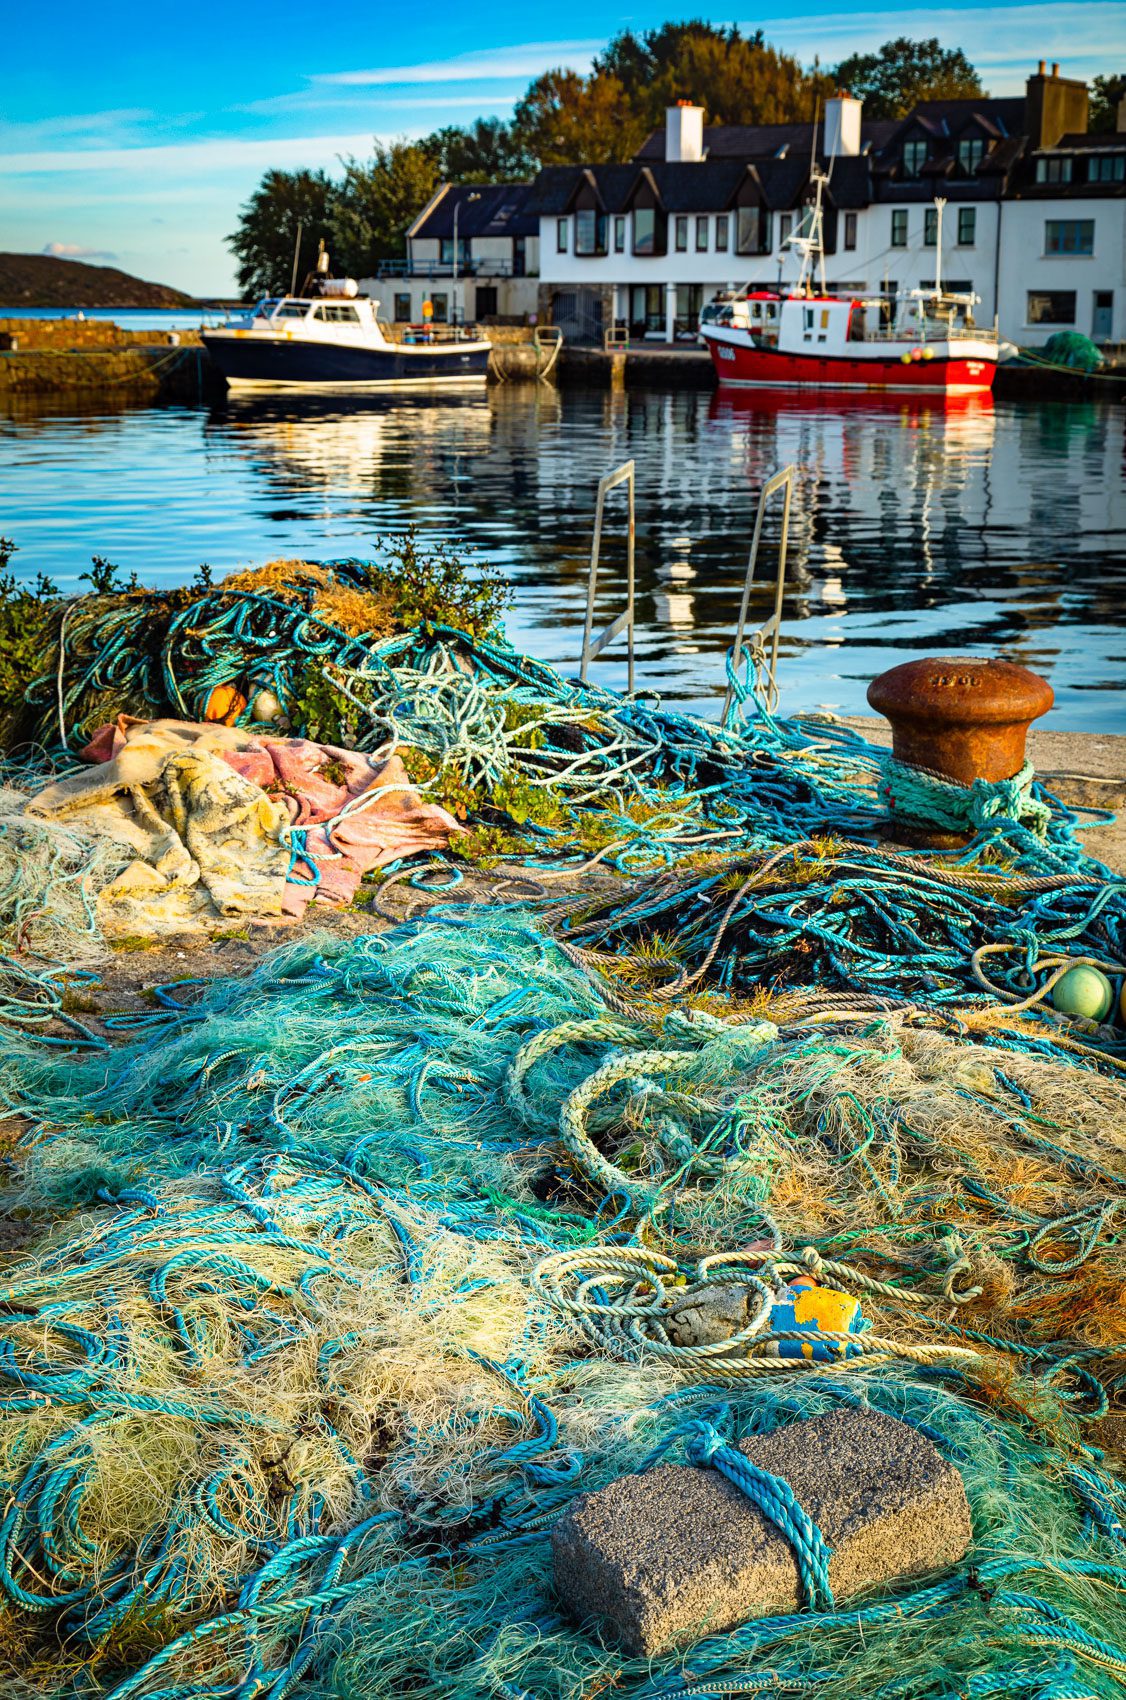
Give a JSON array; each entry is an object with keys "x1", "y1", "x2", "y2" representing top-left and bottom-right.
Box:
[
  {"x1": 513, "y1": 68, "x2": 642, "y2": 166},
  {"x1": 428, "y1": 118, "x2": 532, "y2": 182},
  {"x1": 0, "y1": 539, "x2": 63, "y2": 745},
  {"x1": 1089, "y1": 73, "x2": 1126, "y2": 133},
  {"x1": 592, "y1": 21, "x2": 833, "y2": 131},
  {"x1": 831, "y1": 37, "x2": 984, "y2": 118},
  {"x1": 81, "y1": 555, "x2": 125, "y2": 595},
  {"x1": 331, "y1": 142, "x2": 441, "y2": 274},
  {"x1": 226, "y1": 169, "x2": 336, "y2": 300},
  {"x1": 362, "y1": 531, "x2": 511, "y2": 641}
]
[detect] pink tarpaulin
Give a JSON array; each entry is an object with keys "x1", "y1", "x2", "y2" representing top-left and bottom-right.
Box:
[{"x1": 80, "y1": 717, "x2": 460, "y2": 917}]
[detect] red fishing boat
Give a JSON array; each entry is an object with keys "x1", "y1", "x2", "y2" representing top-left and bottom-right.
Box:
[{"x1": 699, "y1": 171, "x2": 999, "y2": 395}]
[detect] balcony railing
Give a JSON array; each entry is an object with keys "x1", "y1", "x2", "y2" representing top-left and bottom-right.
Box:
[{"x1": 373, "y1": 258, "x2": 532, "y2": 280}]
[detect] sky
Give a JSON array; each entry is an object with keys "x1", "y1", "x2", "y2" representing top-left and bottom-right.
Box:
[{"x1": 4, "y1": 2, "x2": 1123, "y2": 297}]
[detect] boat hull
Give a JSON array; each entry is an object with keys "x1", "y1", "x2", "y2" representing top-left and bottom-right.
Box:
[
  {"x1": 201, "y1": 332, "x2": 490, "y2": 390},
  {"x1": 702, "y1": 329, "x2": 996, "y2": 394}
]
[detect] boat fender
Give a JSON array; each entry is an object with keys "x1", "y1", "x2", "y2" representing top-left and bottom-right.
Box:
[
  {"x1": 922, "y1": 347, "x2": 935, "y2": 361},
  {"x1": 251, "y1": 686, "x2": 284, "y2": 724},
  {"x1": 1051, "y1": 965, "x2": 1114, "y2": 1023},
  {"x1": 762, "y1": 1276, "x2": 867, "y2": 1361},
  {"x1": 204, "y1": 683, "x2": 248, "y2": 725}
]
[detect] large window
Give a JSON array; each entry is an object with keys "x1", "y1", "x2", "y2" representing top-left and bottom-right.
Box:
[
  {"x1": 715, "y1": 214, "x2": 729, "y2": 252},
  {"x1": 957, "y1": 207, "x2": 976, "y2": 246},
  {"x1": 575, "y1": 209, "x2": 608, "y2": 255},
  {"x1": 1027, "y1": 290, "x2": 1076, "y2": 324},
  {"x1": 613, "y1": 215, "x2": 626, "y2": 252},
  {"x1": 674, "y1": 216, "x2": 688, "y2": 252},
  {"x1": 675, "y1": 283, "x2": 705, "y2": 337},
  {"x1": 844, "y1": 212, "x2": 857, "y2": 250},
  {"x1": 430, "y1": 293, "x2": 449, "y2": 323},
  {"x1": 556, "y1": 218, "x2": 568, "y2": 253},
  {"x1": 1089, "y1": 155, "x2": 1126, "y2": 183},
  {"x1": 957, "y1": 136, "x2": 985, "y2": 174},
  {"x1": 313, "y1": 303, "x2": 360, "y2": 323},
  {"x1": 902, "y1": 139, "x2": 927, "y2": 177},
  {"x1": 695, "y1": 215, "x2": 708, "y2": 252},
  {"x1": 393, "y1": 293, "x2": 411, "y2": 323},
  {"x1": 891, "y1": 208, "x2": 908, "y2": 247},
  {"x1": 924, "y1": 208, "x2": 938, "y2": 247},
  {"x1": 1036, "y1": 156, "x2": 1073, "y2": 183},
  {"x1": 439, "y1": 238, "x2": 470, "y2": 266},
  {"x1": 779, "y1": 213, "x2": 792, "y2": 248},
  {"x1": 1046, "y1": 219, "x2": 1094, "y2": 255},
  {"x1": 633, "y1": 207, "x2": 657, "y2": 255},
  {"x1": 736, "y1": 206, "x2": 769, "y2": 255}
]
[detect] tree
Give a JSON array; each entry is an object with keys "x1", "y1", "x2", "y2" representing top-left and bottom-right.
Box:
[
  {"x1": 1089, "y1": 73, "x2": 1126, "y2": 133},
  {"x1": 513, "y1": 69, "x2": 640, "y2": 166},
  {"x1": 427, "y1": 118, "x2": 531, "y2": 182},
  {"x1": 330, "y1": 141, "x2": 440, "y2": 275},
  {"x1": 595, "y1": 21, "x2": 831, "y2": 130},
  {"x1": 227, "y1": 170, "x2": 335, "y2": 299},
  {"x1": 831, "y1": 37, "x2": 983, "y2": 118}
]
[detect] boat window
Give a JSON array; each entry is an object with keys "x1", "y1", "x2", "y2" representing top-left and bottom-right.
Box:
[
  {"x1": 313, "y1": 303, "x2": 361, "y2": 323},
  {"x1": 275, "y1": 302, "x2": 311, "y2": 319},
  {"x1": 255, "y1": 298, "x2": 280, "y2": 318}
]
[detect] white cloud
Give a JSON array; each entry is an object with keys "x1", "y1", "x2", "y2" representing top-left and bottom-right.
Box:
[
  {"x1": 2, "y1": 131, "x2": 389, "y2": 177},
  {"x1": 42, "y1": 240, "x2": 117, "y2": 260},
  {"x1": 312, "y1": 39, "x2": 600, "y2": 87}
]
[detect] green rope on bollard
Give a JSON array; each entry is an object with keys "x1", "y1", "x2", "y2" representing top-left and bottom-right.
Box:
[{"x1": 882, "y1": 757, "x2": 1053, "y2": 840}]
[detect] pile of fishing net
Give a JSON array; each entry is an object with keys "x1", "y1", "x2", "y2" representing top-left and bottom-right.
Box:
[{"x1": 2, "y1": 911, "x2": 1124, "y2": 1699}]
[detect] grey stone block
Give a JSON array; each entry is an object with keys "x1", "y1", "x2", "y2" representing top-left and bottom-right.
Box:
[{"x1": 552, "y1": 1406, "x2": 972, "y2": 1656}]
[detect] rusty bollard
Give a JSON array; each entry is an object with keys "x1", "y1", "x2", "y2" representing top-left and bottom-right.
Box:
[{"x1": 867, "y1": 657, "x2": 1054, "y2": 845}]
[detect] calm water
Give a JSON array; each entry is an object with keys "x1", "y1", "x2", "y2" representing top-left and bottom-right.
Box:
[{"x1": 1, "y1": 386, "x2": 1124, "y2": 728}]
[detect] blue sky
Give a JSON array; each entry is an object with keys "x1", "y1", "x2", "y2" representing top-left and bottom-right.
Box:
[{"x1": 4, "y1": 3, "x2": 1123, "y2": 297}]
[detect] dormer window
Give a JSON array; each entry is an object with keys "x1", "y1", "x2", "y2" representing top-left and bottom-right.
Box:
[
  {"x1": 957, "y1": 136, "x2": 985, "y2": 174},
  {"x1": 1036, "y1": 157, "x2": 1073, "y2": 183},
  {"x1": 575, "y1": 210, "x2": 608, "y2": 256},
  {"x1": 903, "y1": 139, "x2": 927, "y2": 178}
]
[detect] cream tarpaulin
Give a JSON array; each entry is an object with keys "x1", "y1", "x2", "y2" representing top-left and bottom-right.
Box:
[{"x1": 28, "y1": 718, "x2": 460, "y2": 935}]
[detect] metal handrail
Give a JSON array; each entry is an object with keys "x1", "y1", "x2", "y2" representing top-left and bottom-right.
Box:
[
  {"x1": 723, "y1": 464, "x2": 797, "y2": 718},
  {"x1": 580, "y1": 461, "x2": 636, "y2": 696}
]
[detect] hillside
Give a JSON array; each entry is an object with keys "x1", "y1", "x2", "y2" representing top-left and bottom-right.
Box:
[{"x1": 0, "y1": 253, "x2": 195, "y2": 309}]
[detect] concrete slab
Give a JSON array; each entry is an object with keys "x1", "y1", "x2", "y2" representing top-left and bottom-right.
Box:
[{"x1": 552, "y1": 1406, "x2": 971, "y2": 1656}]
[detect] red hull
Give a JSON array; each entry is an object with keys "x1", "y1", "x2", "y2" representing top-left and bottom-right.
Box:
[{"x1": 707, "y1": 340, "x2": 996, "y2": 394}]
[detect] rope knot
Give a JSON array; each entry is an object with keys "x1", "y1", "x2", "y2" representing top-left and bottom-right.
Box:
[
  {"x1": 684, "y1": 1421, "x2": 727, "y2": 1467},
  {"x1": 799, "y1": 1246, "x2": 824, "y2": 1278}
]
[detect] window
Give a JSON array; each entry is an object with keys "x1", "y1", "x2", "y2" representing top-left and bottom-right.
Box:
[
  {"x1": 674, "y1": 216, "x2": 688, "y2": 251},
  {"x1": 1089, "y1": 155, "x2": 1126, "y2": 183},
  {"x1": 957, "y1": 207, "x2": 976, "y2": 246},
  {"x1": 439, "y1": 237, "x2": 470, "y2": 266},
  {"x1": 556, "y1": 217, "x2": 568, "y2": 253},
  {"x1": 613, "y1": 215, "x2": 626, "y2": 252},
  {"x1": 475, "y1": 285, "x2": 498, "y2": 318},
  {"x1": 844, "y1": 212, "x2": 857, "y2": 250},
  {"x1": 312, "y1": 302, "x2": 360, "y2": 323},
  {"x1": 779, "y1": 213, "x2": 793, "y2": 247},
  {"x1": 575, "y1": 209, "x2": 608, "y2": 255},
  {"x1": 1036, "y1": 156, "x2": 1073, "y2": 183},
  {"x1": 275, "y1": 302, "x2": 310, "y2": 319},
  {"x1": 1045, "y1": 219, "x2": 1094, "y2": 256},
  {"x1": 924, "y1": 208, "x2": 938, "y2": 247},
  {"x1": 715, "y1": 214, "x2": 729, "y2": 252},
  {"x1": 891, "y1": 209, "x2": 908, "y2": 247},
  {"x1": 393, "y1": 293, "x2": 411, "y2": 323},
  {"x1": 675, "y1": 283, "x2": 705, "y2": 336},
  {"x1": 736, "y1": 206, "x2": 769, "y2": 255},
  {"x1": 633, "y1": 207, "x2": 657, "y2": 255},
  {"x1": 430, "y1": 293, "x2": 448, "y2": 323},
  {"x1": 695, "y1": 215, "x2": 708, "y2": 252},
  {"x1": 902, "y1": 139, "x2": 927, "y2": 177},
  {"x1": 957, "y1": 136, "x2": 985, "y2": 174},
  {"x1": 1027, "y1": 290, "x2": 1076, "y2": 325}
]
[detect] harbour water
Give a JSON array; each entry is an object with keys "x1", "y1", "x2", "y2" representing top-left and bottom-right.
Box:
[{"x1": 1, "y1": 384, "x2": 1123, "y2": 727}]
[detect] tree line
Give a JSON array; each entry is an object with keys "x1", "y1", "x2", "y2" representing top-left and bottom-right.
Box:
[{"x1": 227, "y1": 24, "x2": 1107, "y2": 296}]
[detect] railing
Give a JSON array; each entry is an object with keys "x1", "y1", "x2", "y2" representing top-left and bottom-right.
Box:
[
  {"x1": 374, "y1": 259, "x2": 531, "y2": 280},
  {"x1": 722, "y1": 464, "x2": 797, "y2": 719},
  {"x1": 394, "y1": 323, "x2": 486, "y2": 344},
  {"x1": 580, "y1": 461, "x2": 636, "y2": 696}
]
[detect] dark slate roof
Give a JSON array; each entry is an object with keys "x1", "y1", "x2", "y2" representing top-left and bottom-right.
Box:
[
  {"x1": 880, "y1": 96, "x2": 1025, "y2": 144},
  {"x1": 635, "y1": 119, "x2": 898, "y2": 160},
  {"x1": 527, "y1": 153, "x2": 873, "y2": 216},
  {"x1": 412, "y1": 183, "x2": 538, "y2": 240},
  {"x1": 1053, "y1": 131, "x2": 1126, "y2": 149}
]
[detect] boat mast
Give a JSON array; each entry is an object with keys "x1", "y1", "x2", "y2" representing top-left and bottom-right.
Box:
[
  {"x1": 933, "y1": 196, "x2": 946, "y2": 294},
  {"x1": 789, "y1": 166, "x2": 829, "y2": 297}
]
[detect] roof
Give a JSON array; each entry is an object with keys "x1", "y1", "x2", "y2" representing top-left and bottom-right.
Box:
[
  {"x1": 1050, "y1": 131, "x2": 1126, "y2": 150},
  {"x1": 527, "y1": 153, "x2": 876, "y2": 216},
  {"x1": 635, "y1": 119, "x2": 898, "y2": 160},
  {"x1": 411, "y1": 183, "x2": 538, "y2": 241}
]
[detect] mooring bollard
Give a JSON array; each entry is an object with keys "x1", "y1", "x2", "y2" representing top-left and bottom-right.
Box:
[{"x1": 867, "y1": 656, "x2": 1054, "y2": 844}]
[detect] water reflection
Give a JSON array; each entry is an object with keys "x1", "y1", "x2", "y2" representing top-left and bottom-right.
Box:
[{"x1": 0, "y1": 385, "x2": 1123, "y2": 728}]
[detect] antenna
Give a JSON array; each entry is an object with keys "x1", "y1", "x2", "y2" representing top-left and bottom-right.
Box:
[{"x1": 290, "y1": 220, "x2": 303, "y2": 296}]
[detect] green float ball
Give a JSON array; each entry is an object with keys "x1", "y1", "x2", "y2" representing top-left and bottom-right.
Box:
[{"x1": 1051, "y1": 965, "x2": 1113, "y2": 1022}]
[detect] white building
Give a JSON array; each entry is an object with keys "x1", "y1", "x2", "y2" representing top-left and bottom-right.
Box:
[
  {"x1": 362, "y1": 183, "x2": 540, "y2": 326},
  {"x1": 531, "y1": 67, "x2": 1126, "y2": 347}
]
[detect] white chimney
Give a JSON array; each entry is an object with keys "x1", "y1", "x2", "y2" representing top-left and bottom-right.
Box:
[
  {"x1": 824, "y1": 94, "x2": 862, "y2": 159},
  {"x1": 666, "y1": 102, "x2": 704, "y2": 163}
]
